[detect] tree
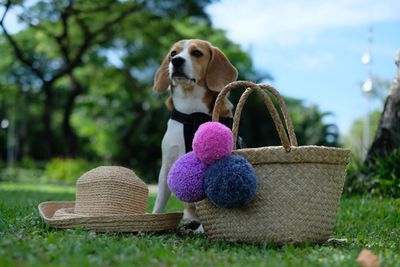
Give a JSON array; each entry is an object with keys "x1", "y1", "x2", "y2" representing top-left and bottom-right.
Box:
[
  {"x1": 343, "y1": 111, "x2": 381, "y2": 161},
  {"x1": 1, "y1": 0, "x2": 144, "y2": 156},
  {"x1": 0, "y1": 0, "x2": 213, "y2": 157},
  {"x1": 232, "y1": 94, "x2": 340, "y2": 149},
  {"x1": 0, "y1": 1, "x2": 340, "y2": 183},
  {"x1": 366, "y1": 51, "x2": 400, "y2": 161},
  {"x1": 344, "y1": 51, "x2": 400, "y2": 197},
  {"x1": 343, "y1": 70, "x2": 393, "y2": 161}
]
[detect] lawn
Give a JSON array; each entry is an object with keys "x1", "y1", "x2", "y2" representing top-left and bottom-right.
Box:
[{"x1": 0, "y1": 183, "x2": 399, "y2": 267}]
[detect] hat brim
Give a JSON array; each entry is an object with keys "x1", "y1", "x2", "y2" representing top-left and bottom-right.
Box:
[{"x1": 38, "y1": 201, "x2": 183, "y2": 232}]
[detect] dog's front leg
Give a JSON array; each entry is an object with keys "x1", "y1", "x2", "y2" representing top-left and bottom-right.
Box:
[
  {"x1": 152, "y1": 147, "x2": 178, "y2": 213},
  {"x1": 153, "y1": 120, "x2": 184, "y2": 214}
]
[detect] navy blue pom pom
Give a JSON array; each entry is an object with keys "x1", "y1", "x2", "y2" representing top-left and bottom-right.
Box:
[{"x1": 204, "y1": 155, "x2": 257, "y2": 208}]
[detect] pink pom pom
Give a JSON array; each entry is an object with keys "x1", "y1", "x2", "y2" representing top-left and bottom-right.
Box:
[{"x1": 192, "y1": 122, "x2": 234, "y2": 164}]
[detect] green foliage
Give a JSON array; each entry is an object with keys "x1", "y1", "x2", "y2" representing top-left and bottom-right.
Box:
[
  {"x1": 0, "y1": 0, "x2": 341, "y2": 183},
  {"x1": 343, "y1": 154, "x2": 367, "y2": 195},
  {"x1": 0, "y1": 167, "x2": 45, "y2": 183},
  {"x1": 229, "y1": 92, "x2": 339, "y2": 148},
  {"x1": 19, "y1": 156, "x2": 46, "y2": 169},
  {"x1": 343, "y1": 111, "x2": 381, "y2": 161},
  {"x1": 1, "y1": 184, "x2": 400, "y2": 266},
  {"x1": 0, "y1": 158, "x2": 96, "y2": 184},
  {"x1": 287, "y1": 99, "x2": 339, "y2": 146},
  {"x1": 368, "y1": 149, "x2": 400, "y2": 197},
  {"x1": 44, "y1": 158, "x2": 98, "y2": 184},
  {"x1": 344, "y1": 148, "x2": 400, "y2": 197}
]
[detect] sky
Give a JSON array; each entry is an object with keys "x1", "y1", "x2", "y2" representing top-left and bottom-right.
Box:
[
  {"x1": 206, "y1": 0, "x2": 400, "y2": 135},
  {"x1": 1, "y1": 0, "x2": 399, "y2": 135}
]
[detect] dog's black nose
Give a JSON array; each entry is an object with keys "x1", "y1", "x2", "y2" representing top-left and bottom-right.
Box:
[{"x1": 171, "y1": 56, "x2": 185, "y2": 68}]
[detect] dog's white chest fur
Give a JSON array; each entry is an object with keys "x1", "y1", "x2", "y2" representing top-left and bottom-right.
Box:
[{"x1": 171, "y1": 83, "x2": 209, "y2": 114}]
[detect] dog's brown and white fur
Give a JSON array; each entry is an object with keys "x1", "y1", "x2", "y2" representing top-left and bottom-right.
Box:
[{"x1": 152, "y1": 39, "x2": 237, "y2": 223}]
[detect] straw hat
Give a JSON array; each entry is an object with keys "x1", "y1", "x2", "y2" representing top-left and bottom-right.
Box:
[{"x1": 38, "y1": 166, "x2": 182, "y2": 232}]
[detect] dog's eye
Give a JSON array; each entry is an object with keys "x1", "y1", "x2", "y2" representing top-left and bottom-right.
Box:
[
  {"x1": 191, "y1": 50, "x2": 203, "y2": 58},
  {"x1": 170, "y1": 51, "x2": 177, "y2": 57}
]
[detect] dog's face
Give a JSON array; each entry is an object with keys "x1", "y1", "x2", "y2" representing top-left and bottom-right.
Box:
[
  {"x1": 168, "y1": 40, "x2": 212, "y2": 87},
  {"x1": 153, "y1": 39, "x2": 238, "y2": 93}
]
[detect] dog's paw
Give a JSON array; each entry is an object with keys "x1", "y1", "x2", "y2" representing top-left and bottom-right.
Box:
[
  {"x1": 194, "y1": 224, "x2": 204, "y2": 234},
  {"x1": 182, "y1": 220, "x2": 201, "y2": 230},
  {"x1": 177, "y1": 221, "x2": 203, "y2": 237}
]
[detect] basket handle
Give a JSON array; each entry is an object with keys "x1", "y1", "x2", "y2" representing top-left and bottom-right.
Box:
[
  {"x1": 256, "y1": 83, "x2": 298, "y2": 147},
  {"x1": 212, "y1": 81, "x2": 298, "y2": 151}
]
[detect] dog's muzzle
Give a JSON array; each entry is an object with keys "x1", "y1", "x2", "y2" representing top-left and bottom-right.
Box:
[
  {"x1": 172, "y1": 56, "x2": 185, "y2": 68},
  {"x1": 171, "y1": 56, "x2": 196, "y2": 82}
]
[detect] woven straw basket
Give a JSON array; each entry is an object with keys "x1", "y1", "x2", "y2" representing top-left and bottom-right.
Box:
[{"x1": 195, "y1": 81, "x2": 350, "y2": 245}]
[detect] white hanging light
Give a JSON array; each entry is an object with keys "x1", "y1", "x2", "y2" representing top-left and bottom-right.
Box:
[{"x1": 1, "y1": 119, "x2": 9, "y2": 129}]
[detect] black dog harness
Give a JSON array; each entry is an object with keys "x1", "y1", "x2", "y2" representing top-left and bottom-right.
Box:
[{"x1": 171, "y1": 108, "x2": 235, "y2": 153}]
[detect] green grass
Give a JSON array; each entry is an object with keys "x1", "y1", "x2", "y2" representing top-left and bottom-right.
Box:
[
  {"x1": 1, "y1": 183, "x2": 399, "y2": 267},
  {"x1": 0, "y1": 182, "x2": 76, "y2": 194}
]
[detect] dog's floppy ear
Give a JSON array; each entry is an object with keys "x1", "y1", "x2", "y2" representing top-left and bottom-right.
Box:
[
  {"x1": 153, "y1": 53, "x2": 170, "y2": 92},
  {"x1": 206, "y1": 46, "x2": 238, "y2": 92}
]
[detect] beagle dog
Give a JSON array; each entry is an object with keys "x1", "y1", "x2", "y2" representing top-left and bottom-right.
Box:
[{"x1": 152, "y1": 39, "x2": 238, "y2": 223}]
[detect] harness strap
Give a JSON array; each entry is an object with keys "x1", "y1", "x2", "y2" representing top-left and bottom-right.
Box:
[{"x1": 171, "y1": 109, "x2": 234, "y2": 153}]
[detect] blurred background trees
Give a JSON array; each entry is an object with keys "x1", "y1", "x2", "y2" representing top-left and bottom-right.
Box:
[
  {"x1": 343, "y1": 77, "x2": 392, "y2": 161},
  {"x1": 343, "y1": 58, "x2": 400, "y2": 197},
  {"x1": 0, "y1": 0, "x2": 340, "y2": 183}
]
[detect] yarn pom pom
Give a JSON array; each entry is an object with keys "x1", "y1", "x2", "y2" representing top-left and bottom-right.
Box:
[
  {"x1": 167, "y1": 152, "x2": 207, "y2": 203},
  {"x1": 192, "y1": 122, "x2": 234, "y2": 165},
  {"x1": 204, "y1": 155, "x2": 257, "y2": 208}
]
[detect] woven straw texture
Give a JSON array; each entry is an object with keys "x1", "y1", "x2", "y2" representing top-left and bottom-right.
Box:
[
  {"x1": 195, "y1": 81, "x2": 350, "y2": 245},
  {"x1": 39, "y1": 202, "x2": 182, "y2": 232},
  {"x1": 38, "y1": 166, "x2": 183, "y2": 232},
  {"x1": 75, "y1": 166, "x2": 148, "y2": 215}
]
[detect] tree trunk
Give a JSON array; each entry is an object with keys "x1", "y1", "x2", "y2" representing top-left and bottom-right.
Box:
[
  {"x1": 16, "y1": 88, "x2": 28, "y2": 161},
  {"x1": 42, "y1": 82, "x2": 55, "y2": 158},
  {"x1": 62, "y1": 74, "x2": 83, "y2": 157},
  {"x1": 365, "y1": 53, "x2": 400, "y2": 162}
]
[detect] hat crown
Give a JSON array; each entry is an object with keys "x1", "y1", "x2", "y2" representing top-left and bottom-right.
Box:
[{"x1": 75, "y1": 166, "x2": 148, "y2": 215}]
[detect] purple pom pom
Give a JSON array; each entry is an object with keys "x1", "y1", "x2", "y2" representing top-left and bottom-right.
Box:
[
  {"x1": 167, "y1": 151, "x2": 207, "y2": 203},
  {"x1": 192, "y1": 122, "x2": 234, "y2": 165}
]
